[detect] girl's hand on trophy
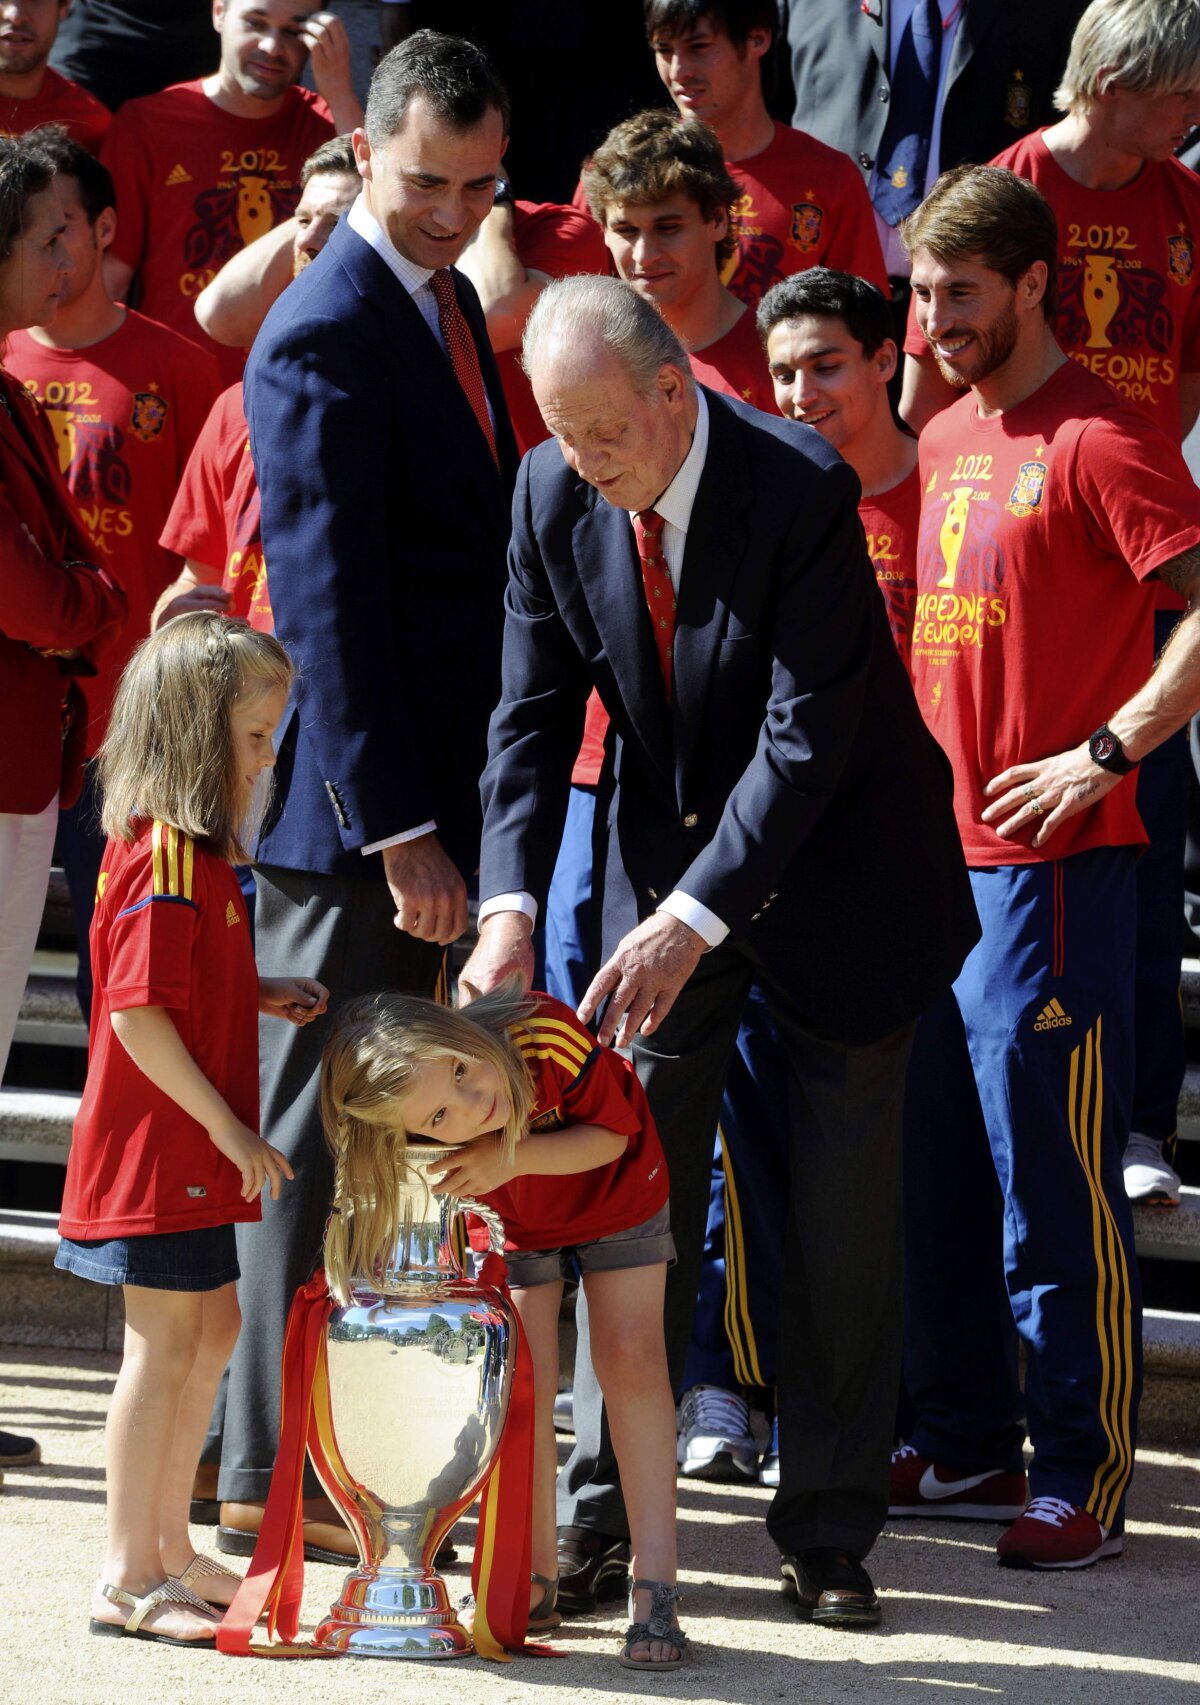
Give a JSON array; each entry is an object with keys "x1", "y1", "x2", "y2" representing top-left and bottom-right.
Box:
[{"x1": 429, "y1": 1137, "x2": 516, "y2": 1198}]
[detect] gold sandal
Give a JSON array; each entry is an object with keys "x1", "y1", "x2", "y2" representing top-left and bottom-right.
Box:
[
  {"x1": 89, "y1": 1577, "x2": 218, "y2": 1646},
  {"x1": 171, "y1": 1552, "x2": 242, "y2": 1602}
]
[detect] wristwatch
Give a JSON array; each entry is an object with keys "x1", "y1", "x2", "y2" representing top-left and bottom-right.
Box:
[{"x1": 1088, "y1": 723, "x2": 1138, "y2": 775}]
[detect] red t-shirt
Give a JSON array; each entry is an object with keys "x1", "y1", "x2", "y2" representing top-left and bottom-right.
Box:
[
  {"x1": 101, "y1": 81, "x2": 334, "y2": 386},
  {"x1": 503, "y1": 201, "x2": 610, "y2": 456},
  {"x1": 8, "y1": 311, "x2": 221, "y2": 752},
  {"x1": 912, "y1": 361, "x2": 1200, "y2": 867},
  {"x1": 0, "y1": 66, "x2": 111, "y2": 151},
  {"x1": 723, "y1": 123, "x2": 888, "y2": 309},
  {"x1": 860, "y1": 466, "x2": 921, "y2": 666},
  {"x1": 689, "y1": 308, "x2": 775, "y2": 412},
  {"x1": 59, "y1": 820, "x2": 262, "y2": 1239},
  {"x1": 159, "y1": 381, "x2": 270, "y2": 631},
  {"x1": 468, "y1": 995, "x2": 669, "y2": 1253}
]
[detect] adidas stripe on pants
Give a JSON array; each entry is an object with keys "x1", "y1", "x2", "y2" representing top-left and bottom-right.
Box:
[{"x1": 903, "y1": 845, "x2": 1142, "y2": 1529}]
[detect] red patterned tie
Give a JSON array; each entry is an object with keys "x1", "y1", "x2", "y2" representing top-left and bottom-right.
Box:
[
  {"x1": 429, "y1": 267, "x2": 499, "y2": 469},
  {"x1": 634, "y1": 508, "x2": 676, "y2": 698}
]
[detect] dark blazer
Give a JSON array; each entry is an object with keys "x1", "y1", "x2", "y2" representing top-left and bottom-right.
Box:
[
  {"x1": 244, "y1": 214, "x2": 519, "y2": 879},
  {"x1": 778, "y1": 0, "x2": 1086, "y2": 200},
  {"x1": 480, "y1": 389, "x2": 979, "y2": 1045},
  {"x1": 0, "y1": 372, "x2": 126, "y2": 815}
]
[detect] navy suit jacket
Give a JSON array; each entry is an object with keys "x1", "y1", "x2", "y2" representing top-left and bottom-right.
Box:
[
  {"x1": 245, "y1": 215, "x2": 518, "y2": 879},
  {"x1": 480, "y1": 389, "x2": 979, "y2": 1045},
  {"x1": 778, "y1": 0, "x2": 1086, "y2": 191}
]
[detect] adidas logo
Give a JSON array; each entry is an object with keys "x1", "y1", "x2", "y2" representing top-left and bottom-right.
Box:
[
  {"x1": 225, "y1": 900, "x2": 240, "y2": 927},
  {"x1": 165, "y1": 163, "x2": 193, "y2": 187},
  {"x1": 1034, "y1": 998, "x2": 1072, "y2": 1032}
]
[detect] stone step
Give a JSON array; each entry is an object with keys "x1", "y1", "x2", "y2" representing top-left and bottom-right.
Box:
[{"x1": 13, "y1": 953, "x2": 86, "y2": 1051}]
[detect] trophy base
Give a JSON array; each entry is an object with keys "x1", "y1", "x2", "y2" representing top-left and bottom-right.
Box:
[{"x1": 315, "y1": 1566, "x2": 474, "y2": 1661}]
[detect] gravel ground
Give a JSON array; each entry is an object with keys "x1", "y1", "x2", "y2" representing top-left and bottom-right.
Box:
[{"x1": 3, "y1": 1342, "x2": 1198, "y2": 1705}]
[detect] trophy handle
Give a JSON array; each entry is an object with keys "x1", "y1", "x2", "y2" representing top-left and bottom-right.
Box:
[{"x1": 456, "y1": 1196, "x2": 507, "y2": 1254}]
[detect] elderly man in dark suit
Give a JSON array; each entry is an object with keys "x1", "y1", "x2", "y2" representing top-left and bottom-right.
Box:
[
  {"x1": 461, "y1": 274, "x2": 979, "y2": 1625},
  {"x1": 215, "y1": 30, "x2": 518, "y2": 1561}
]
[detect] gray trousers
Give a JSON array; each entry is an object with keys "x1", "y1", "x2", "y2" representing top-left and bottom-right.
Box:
[
  {"x1": 556, "y1": 942, "x2": 914, "y2": 1559},
  {"x1": 215, "y1": 864, "x2": 441, "y2": 1502}
]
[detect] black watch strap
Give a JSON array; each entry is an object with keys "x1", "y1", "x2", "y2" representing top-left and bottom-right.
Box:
[{"x1": 1088, "y1": 724, "x2": 1138, "y2": 775}]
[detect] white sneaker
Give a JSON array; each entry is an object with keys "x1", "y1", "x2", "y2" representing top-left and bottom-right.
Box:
[
  {"x1": 1123, "y1": 1132, "x2": 1181, "y2": 1206},
  {"x1": 676, "y1": 1384, "x2": 758, "y2": 1482}
]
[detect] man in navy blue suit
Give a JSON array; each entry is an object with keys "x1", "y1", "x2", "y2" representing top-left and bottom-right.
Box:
[
  {"x1": 215, "y1": 30, "x2": 518, "y2": 1561},
  {"x1": 461, "y1": 273, "x2": 978, "y2": 1625}
]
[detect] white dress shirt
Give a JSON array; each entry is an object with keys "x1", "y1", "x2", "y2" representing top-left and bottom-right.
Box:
[{"x1": 479, "y1": 390, "x2": 730, "y2": 950}]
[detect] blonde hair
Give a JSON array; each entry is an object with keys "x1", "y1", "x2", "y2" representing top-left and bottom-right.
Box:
[
  {"x1": 1055, "y1": 0, "x2": 1200, "y2": 112},
  {"x1": 98, "y1": 612, "x2": 292, "y2": 862},
  {"x1": 320, "y1": 983, "x2": 536, "y2": 1303}
]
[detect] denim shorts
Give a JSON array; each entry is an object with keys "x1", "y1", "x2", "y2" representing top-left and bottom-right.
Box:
[
  {"x1": 55, "y1": 1223, "x2": 240, "y2": 1292},
  {"x1": 502, "y1": 1201, "x2": 676, "y2": 1289}
]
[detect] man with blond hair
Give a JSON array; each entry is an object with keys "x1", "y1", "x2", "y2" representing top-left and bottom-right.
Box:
[
  {"x1": 895, "y1": 162, "x2": 1200, "y2": 1569},
  {"x1": 901, "y1": 0, "x2": 1200, "y2": 1216}
]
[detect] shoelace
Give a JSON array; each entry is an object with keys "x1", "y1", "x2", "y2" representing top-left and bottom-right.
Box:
[
  {"x1": 1022, "y1": 1496, "x2": 1079, "y2": 1527},
  {"x1": 679, "y1": 1384, "x2": 751, "y2": 1439},
  {"x1": 892, "y1": 1444, "x2": 919, "y2": 1462}
]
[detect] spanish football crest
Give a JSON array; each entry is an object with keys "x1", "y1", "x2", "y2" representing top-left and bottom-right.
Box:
[
  {"x1": 790, "y1": 199, "x2": 824, "y2": 253},
  {"x1": 1168, "y1": 232, "x2": 1195, "y2": 287},
  {"x1": 1005, "y1": 459, "x2": 1047, "y2": 518},
  {"x1": 1004, "y1": 71, "x2": 1031, "y2": 130},
  {"x1": 130, "y1": 389, "x2": 168, "y2": 443}
]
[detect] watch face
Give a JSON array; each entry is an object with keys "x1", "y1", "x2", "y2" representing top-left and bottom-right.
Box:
[{"x1": 1093, "y1": 732, "x2": 1117, "y2": 763}]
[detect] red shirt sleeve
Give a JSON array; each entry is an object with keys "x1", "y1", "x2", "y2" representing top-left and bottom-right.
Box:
[
  {"x1": 1072, "y1": 409, "x2": 1200, "y2": 580},
  {"x1": 514, "y1": 201, "x2": 610, "y2": 276},
  {"x1": 105, "y1": 880, "x2": 198, "y2": 1012},
  {"x1": 559, "y1": 1040, "x2": 646, "y2": 1144},
  {"x1": 159, "y1": 384, "x2": 241, "y2": 570}
]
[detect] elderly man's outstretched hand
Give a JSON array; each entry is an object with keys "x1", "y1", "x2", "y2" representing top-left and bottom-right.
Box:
[
  {"x1": 579, "y1": 913, "x2": 705, "y2": 1048},
  {"x1": 458, "y1": 911, "x2": 535, "y2": 999}
]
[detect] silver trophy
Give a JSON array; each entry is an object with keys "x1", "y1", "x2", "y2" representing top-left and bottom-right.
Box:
[{"x1": 312, "y1": 1146, "x2": 516, "y2": 1658}]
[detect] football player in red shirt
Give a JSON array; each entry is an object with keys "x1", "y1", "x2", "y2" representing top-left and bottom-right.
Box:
[
  {"x1": 641, "y1": 0, "x2": 887, "y2": 306},
  {"x1": 0, "y1": 0, "x2": 110, "y2": 150},
  {"x1": 897, "y1": 163, "x2": 1200, "y2": 1571},
  {"x1": 100, "y1": 2, "x2": 362, "y2": 384}
]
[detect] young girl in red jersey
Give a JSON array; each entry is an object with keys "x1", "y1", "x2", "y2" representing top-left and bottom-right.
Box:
[
  {"x1": 321, "y1": 986, "x2": 688, "y2": 1672},
  {"x1": 56, "y1": 613, "x2": 329, "y2": 1649}
]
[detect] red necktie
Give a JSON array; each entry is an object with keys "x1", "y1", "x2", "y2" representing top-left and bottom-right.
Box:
[
  {"x1": 634, "y1": 508, "x2": 676, "y2": 698},
  {"x1": 429, "y1": 267, "x2": 499, "y2": 469}
]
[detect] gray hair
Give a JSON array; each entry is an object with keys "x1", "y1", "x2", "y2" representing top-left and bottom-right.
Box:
[
  {"x1": 1055, "y1": 0, "x2": 1200, "y2": 111},
  {"x1": 521, "y1": 275, "x2": 695, "y2": 398}
]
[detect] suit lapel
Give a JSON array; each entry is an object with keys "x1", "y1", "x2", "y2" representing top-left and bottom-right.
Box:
[
  {"x1": 671, "y1": 396, "x2": 753, "y2": 785},
  {"x1": 0, "y1": 383, "x2": 64, "y2": 552},
  {"x1": 572, "y1": 487, "x2": 674, "y2": 785},
  {"x1": 945, "y1": 0, "x2": 1002, "y2": 86},
  {"x1": 330, "y1": 225, "x2": 509, "y2": 545}
]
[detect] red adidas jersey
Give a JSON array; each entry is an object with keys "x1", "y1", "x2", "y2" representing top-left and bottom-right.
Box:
[
  {"x1": 689, "y1": 309, "x2": 775, "y2": 413},
  {"x1": 59, "y1": 820, "x2": 262, "y2": 1239},
  {"x1": 912, "y1": 361, "x2": 1200, "y2": 867},
  {"x1": 859, "y1": 467, "x2": 920, "y2": 666},
  {"x1": 101, "y1": 81, "x2": 334, "y2": 386},
  {"x1": 468, "y1": 995, "x2": 669, "y2": 1253},
  {"x1": 722, "y1": 123, "x2": 888, "y2": 309},
  {"x1": 159, "y1": 382, "x2": 270, "y2": 631},
  {"x1": 7, "y1": 312, "x2": 220, "y2": 752},
  {"x1": 0, "y1": 66, "x2": 111, "y2": 151},
  {"x1": 502, "y1": 201, "x2": 610, "y2": 456}
]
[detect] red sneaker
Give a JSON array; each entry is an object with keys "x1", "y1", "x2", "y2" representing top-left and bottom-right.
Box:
[
  {"x1": 889, "y1": 1444, "x2": 1029, "y2": 1520},
  {"x1": 997, "y1": 1497, "x2": 1124, "y2": 1570}
]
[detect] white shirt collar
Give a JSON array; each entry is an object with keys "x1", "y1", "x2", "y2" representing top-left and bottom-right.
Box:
[
  {"x1": 347, "y1": 193, "x2": 435, "y2": 296},
  {"x1": 634, "y1": 387, "x2": 709, "y2": 533}
]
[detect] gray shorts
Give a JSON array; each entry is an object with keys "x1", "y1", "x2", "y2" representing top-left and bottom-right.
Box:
[{"x1": 501, "y1": 1201, "x2": 675, "y2": 1289}]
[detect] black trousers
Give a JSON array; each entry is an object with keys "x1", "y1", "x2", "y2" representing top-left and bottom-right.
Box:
[
  {"x1": 556, "y1": 941, "x2": 914, "y2": 1559},
  {"x1": 215, "y1": 863, "x2": 441, "y2": 1502}
]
